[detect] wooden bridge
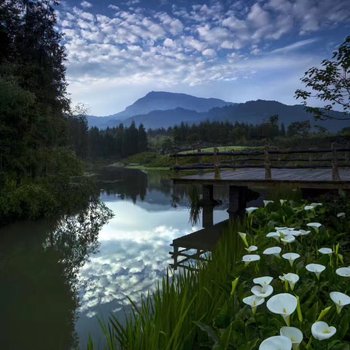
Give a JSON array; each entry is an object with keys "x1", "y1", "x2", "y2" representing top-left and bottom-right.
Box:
[
  {"x1": 171, "y1": 145, "x2": 350, "y2": 189},
  {"x1": 169, "y1": 145, "x2": 350, "y2": 269}
]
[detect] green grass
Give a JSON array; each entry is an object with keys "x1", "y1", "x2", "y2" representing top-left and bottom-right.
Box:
[{"x1": 91, "y1": 194, "x2": 350, "y2": 349}]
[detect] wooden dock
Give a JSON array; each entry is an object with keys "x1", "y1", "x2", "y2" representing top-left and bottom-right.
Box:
[{"x1": 170, "y1": 220, "x2": 229, "y2": 270}]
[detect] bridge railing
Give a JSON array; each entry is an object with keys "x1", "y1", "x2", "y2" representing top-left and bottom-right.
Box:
[{"x1": 170, "y1": 144, "x2": 350, "y2": 181}]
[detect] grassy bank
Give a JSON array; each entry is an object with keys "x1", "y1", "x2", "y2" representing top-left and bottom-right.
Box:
[{"x1": 93, "y1": 195, "x2": 350, "y2": 349}]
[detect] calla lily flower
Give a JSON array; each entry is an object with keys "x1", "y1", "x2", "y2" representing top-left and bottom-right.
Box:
[
  {"x1": 306, "y1": 222, "x2": 322, "y2": 230},
  {"x1": 243, "y1": 295, "x2": 264, "y2": 314},
  {"x1": 245, "y1": 245, "x2": 258, "y2": 253},
  {"x1": 253, "y1": 276, "x2": 273, "y2": 286},
  {"x1": 263, "y1": 200, "x2": 274, "y2": 207},
  {"x1": 330, "y1": 291, "x2": 350, "y2": 314},
  {"x1": 251, "y1": 284, "x2": 274, "y2": 298},
  {"x1": 306, "y1": 263, "x2": 325, "y2": 279},
  {"x1": 281, "y1": 235, "x2": 296, "y2": 245},
  {"x1": 304, "y1": 205, "x2": 315, "y2": 211},
  {"x1": 336, "y1": 267, "x2": 350, "y2": 277},
  {"x1": 275, "y1": 226, "x2": 289, "y2": 231},
  {"x1": 259, "y1": 336, "x2": 292, "y2": 350},
  {"x1": 263, "y1": 246, "x2": 282, "y2": 257},
  {"x1": 266, "y1": 293, "x2": 297, "y2": 326},
  {"x1": 242, "y1": 254, "x2": 260, "y2": 265},
  {"x1": 238, "y1": 232, "x2": 249, "y2": 247},
  {"x1": 299, "y1": 229, "x2": 310, "y2": 236},
  {"x1": 279, "y1": 273, "x2": 299, "y2": 291},
  {"x1": 311, "y1": 321, "x2": 336, "y2": 340},
  {"x1": 288, "y1": 230, "x2": 302, "y2": 237},
  {"x1": 280, "y1": 327, "x2": 303, "y2": 350},
  {"x1": 282, "y1": 253, "x2": 300, "y2": 267},
  {"x1": 318, "y1": 247, "x2": 332, "y2": 255},
  {"x1": 246, "y1": 207, "x2": 258, "y2": 215},
  {"x1": 267, "y1": 231, "x2": 280, "y2": 241},
  {"x1": 337, "y1": 212, "x2": 345, "y2": 218},
  {"x1": 280, "y1": 199, "x2": 287, "y2": 205},
  {"x1": 310, "y1": 202, "x2": 322, "y2": 207}
]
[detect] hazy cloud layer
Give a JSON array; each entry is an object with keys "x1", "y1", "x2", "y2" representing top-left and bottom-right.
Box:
[{"x1": 57, "y1": 0, "x2": 350, "y2": 114}]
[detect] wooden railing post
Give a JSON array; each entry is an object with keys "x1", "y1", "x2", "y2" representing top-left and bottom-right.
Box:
[
  {"x1": 332, "y1": 143, "x2": 341, "y2": 181},
  {"x1": 264, "y1": 146, "x2": 271, "y2": 179},
  {"x1": 214, "y1": 147, "x2": 220, "y2": 179}
]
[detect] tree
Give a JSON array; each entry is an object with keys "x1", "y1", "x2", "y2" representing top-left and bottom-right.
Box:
[
  {"x1": 295, "y1": 36, "x2": 350, "y2": 120},
  {"x1": 287, "y1": 121, "x2": 311, "y2": 137}
]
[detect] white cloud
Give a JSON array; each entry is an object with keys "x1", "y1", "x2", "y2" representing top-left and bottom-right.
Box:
[
  {"x1": 58, "y1": 0, "x2": 350, "y2": 114},
  {"x1": 271, "y1": 38, "x2": 319, "y2": 54},
  {"x1": 80, "y1": 1, "x2": 92, "y2": 9}
]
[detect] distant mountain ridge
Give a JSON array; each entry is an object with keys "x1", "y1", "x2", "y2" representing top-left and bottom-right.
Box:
[
  {"x1": 98, "y1": 91, "x2": 232, "y2": 123},
  {"x1": 87, "y1": 92, "x2": 349, "y2": 132}
]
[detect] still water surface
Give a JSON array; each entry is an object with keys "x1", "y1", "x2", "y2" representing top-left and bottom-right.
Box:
[{"x1": 0, "y1": 168, "x2": 230, "y2": 349}]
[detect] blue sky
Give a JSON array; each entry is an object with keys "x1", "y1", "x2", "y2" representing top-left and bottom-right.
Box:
[{"x1": 57, "y1": 0, "x2": 350, "y2": 115}]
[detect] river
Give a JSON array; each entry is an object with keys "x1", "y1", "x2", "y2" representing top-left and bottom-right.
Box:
[{"x1": 0, "y1": 168, "x2": 235, "y2": 349}]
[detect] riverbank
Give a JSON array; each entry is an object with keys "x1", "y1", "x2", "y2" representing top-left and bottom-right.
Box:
[{"x1": 95, "y1": 195, "x2": 350, "y2": 349}]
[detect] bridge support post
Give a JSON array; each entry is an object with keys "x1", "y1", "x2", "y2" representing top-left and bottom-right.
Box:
[
  {"x1": 332, "y1": 143, "x2": 341, "y2": 181},
  {"x1": 264, "y1": 146, "x2": 271, "y2": 180},
  {"x1": 227, "y1": 186, "x2": 248, "y2": 219}
]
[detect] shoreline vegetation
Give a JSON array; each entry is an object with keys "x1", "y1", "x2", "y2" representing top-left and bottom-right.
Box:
[{"x1": 90, "y1": 196, "x2": 350, "y2": 350}]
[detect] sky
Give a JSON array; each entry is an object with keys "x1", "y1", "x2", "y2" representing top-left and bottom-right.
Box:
[{"x1": 56, "y1": 0, "x2": 350, "y2": 116}]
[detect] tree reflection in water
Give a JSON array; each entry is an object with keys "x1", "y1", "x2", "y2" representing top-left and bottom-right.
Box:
[{"x1": 0, "y1": 199, "x2": 113, "y2": 350}]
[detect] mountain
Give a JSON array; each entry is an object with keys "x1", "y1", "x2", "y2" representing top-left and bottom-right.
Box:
[
  {"x1": 87, "y1": 92, "x2": 349, "y2": 131},
  {"x1": 87, "y1": 91, "x2": 232, "y2": 128}
]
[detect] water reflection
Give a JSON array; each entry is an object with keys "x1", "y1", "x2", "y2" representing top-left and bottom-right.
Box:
[{"x1": 0, "y1": 200, "x2": 112, "y2": 350}]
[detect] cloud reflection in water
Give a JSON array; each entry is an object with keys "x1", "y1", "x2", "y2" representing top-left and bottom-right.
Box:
[{"x1": 76, "y1": 199, "x2": 227, "y2": 345}]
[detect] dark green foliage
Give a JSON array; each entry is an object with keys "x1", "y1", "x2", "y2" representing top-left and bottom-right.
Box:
[
  {"x1": 295, "y1": 36, "x2": 350, "y2": 121},
  {"x1": 0, "y1": 0, "x2": 88, "y2": 224},
  {"x1": 86, "y1": 122, "x2": 148, "y2": 160}
]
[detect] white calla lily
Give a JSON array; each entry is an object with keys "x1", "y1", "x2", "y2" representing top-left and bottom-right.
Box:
[
  {"x1": 304, "y1": 205, "x2": 315, "y2": 211},
  {"x1": 246, "y1": 207, "x2": 258, "y2": 215},
  {"x1": 251, "y1": 284, "x2": 274, "y2": 298},
  {"x1": 330, "y1": 291, "x2": 350, "y2": 314},
  {"x1": 336, "y1": 267, "x2": 350, "y2": 277},
  {"x1": 243, "y1": 295, "x2": 264, "y2": 314},
  {"x1": 253, "y1": 276, "x2": 273, "y2": 286},
  {"x1": 282, "y1": 253, "x2": 300, "y2": 267},
  {"x1": 307, "y1": 222, "x2": 322, "y2": 230},
  {"x1": 263, "y1": 246, "x2": 282, "y2": 257},
  {"x1": 310, "y1": 202, "x2": 322, "y2": 207},
  {"x1": 259, "y1": 336, "x2": 292, "y2": 350},
  {"x1": 266, "y1": 293, "x2": 297, "y2": 326},
  {"x1": 311, "y1": 321, "x2": 336, "y2": 340},
  {"x1": 299, "y1": 229, "x2": 310, "y2": 236},
  {"x1": 275, "y1": 226, "x2": 289, "y2": 231},
  {"x1": 289, "y1": 230, "x2": 302, "y2": 237},
  {"x1": 280, "y1": 199, "x2": 287, "y2": 205},
  {"x1": 280, "y1": 326, "x2": 303, "y2": 350},
  {"x1": 306, "y1": 263, "x2": 325, "y2": 279},
  {"x1": 242, "y1": 254, "x2": 260, "y2": 265},
  {"x1": 279, "y1": 273, "x2": 299, "y2": 291},
  {"x1": 337, "y1": 212, "x2": 345, "y2": 218},
  {"x1": 263, "y1": 200, "x2": 274, "y2": 207},
  {"x1": 281, "y1": 235, "x2": 296, "y2": 245},
  {"x1": 318, "y1": 247, "x2": 332, "y2": 255},
  {"x1": 245, "y1": 245, "x2": 258, "y2": 253},
  {"x1": 238, "y1": 232, "x2": 249, "y2": 247},
  {"x1": 267, "y1": 231, "x2": 281, "y2": 241}
]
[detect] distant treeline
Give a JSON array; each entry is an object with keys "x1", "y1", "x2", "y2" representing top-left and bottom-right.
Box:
[
  {"x1": 148, "y1": 116, "x2": 335, "y2": 150},
  {"x1": 88, "y1": 123, "x2": 148, "y2": 159}
]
